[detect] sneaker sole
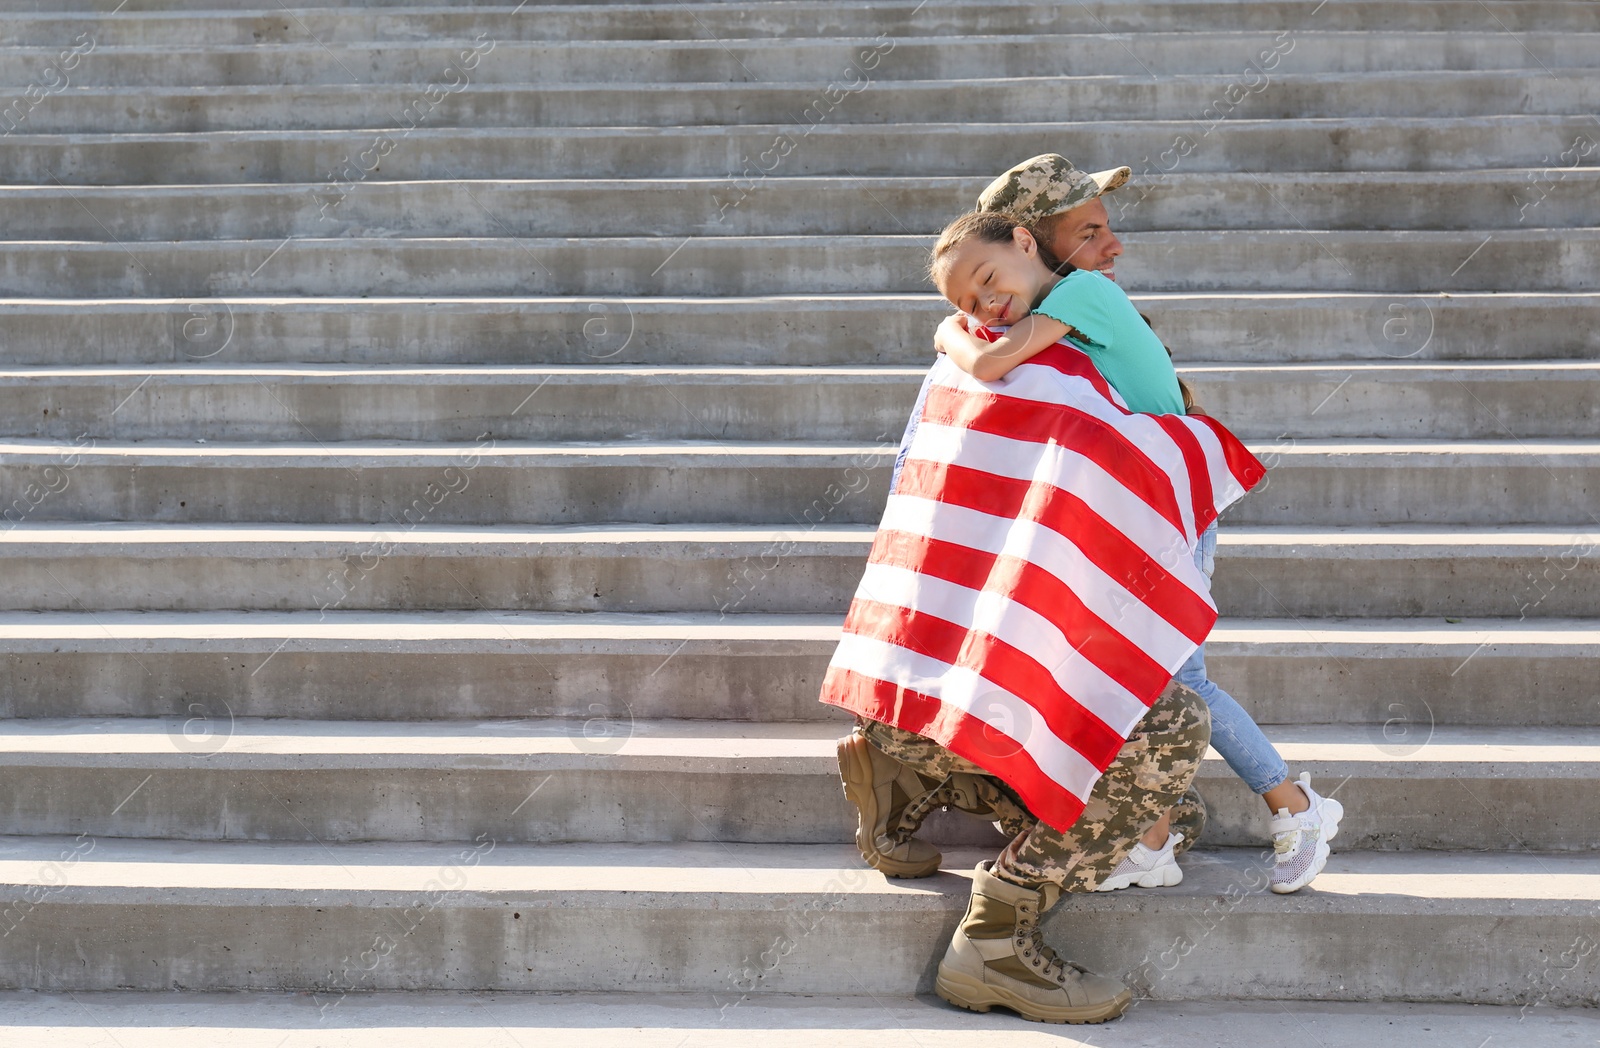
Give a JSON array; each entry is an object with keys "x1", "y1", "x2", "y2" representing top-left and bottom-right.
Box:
[
  {"x1": 836, "y1": 733, "x2": 941, "y2": 879},
  {"x1": 935, "y1": 968, "x2": 1132, "y2": 1025},
  {"x1": 1094, "y1": 861, "x2": 1183, "y2": 892},
  {"x1": 1320, "y1": 796, "x2": 1345, "y2": 845},
  {"x1": 1270, "y1": 797, "x2": 1345, "y2": 894}
]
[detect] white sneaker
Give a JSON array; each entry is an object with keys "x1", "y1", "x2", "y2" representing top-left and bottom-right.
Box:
[
  {"x1": 1269, "y1": 772, "x2": 1344, "y2": 894},
  {"x1": 1095, "y1": 832, "x2": 1184, "y2": 891}
]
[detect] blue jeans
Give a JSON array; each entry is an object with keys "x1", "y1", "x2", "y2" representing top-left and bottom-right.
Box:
[{"x1": 1178, "y1": 522, "x2": 1289, "y2": 794}]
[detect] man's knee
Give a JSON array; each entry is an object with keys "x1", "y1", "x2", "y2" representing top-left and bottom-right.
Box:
[
  {"x1": 1148, "y1": 679, "x2": 1211, "y2": 761},
  {"x1": 1122, "y1": 680, "x2": 1211, "y2": 799},
  {"x1": 856, "y1": 717, "x2": 986, "y2": 778}
]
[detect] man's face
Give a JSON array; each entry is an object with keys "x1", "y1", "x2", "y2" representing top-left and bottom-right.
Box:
[{"x1": 1039, "y1": 197, "x2": 1123, "y2": 282}]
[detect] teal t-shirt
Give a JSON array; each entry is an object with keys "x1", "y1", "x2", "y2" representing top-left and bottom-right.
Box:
[{"x1": 1032, "y1": 269, "x2": 1184, "y2": 415}]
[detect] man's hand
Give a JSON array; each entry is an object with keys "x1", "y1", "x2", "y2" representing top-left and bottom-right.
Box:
[{"x1": 934, "y1": 312, "x2": 972, "y2": 356}]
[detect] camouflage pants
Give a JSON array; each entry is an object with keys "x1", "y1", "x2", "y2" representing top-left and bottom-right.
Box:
[{"x1": 859, "y1": 680, "x2": 1210, "y2": 893}]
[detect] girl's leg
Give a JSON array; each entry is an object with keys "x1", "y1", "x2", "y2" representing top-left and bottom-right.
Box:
[
  {"x1": 1178, "y1": 523, "x2": 1342, "y2": 894},
  {"x1": 1177, "y1": 523, "x2": 1298, "y2": 811},
  {"x1": 1191, "y1": 660, "x2": 1302, "y2": 813},
  {"x1": 1138, "y1": 788, "x2": 1207, "y2": 847},
  {"x1": 1261, "y1": 773, "x2": 1310, "y2": 815},
  {"x1": 1139, "y1": 810, "x2": 1171, "y2": 848}
]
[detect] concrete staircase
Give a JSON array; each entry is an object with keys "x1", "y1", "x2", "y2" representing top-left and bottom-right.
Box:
[{"x1": 1, "y1": 0, "x2": 1598, "y2": 1034}]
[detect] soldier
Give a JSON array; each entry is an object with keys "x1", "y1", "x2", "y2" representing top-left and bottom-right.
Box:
[
  {"x1": 837, "y1": 154, "x2": 1214, "y2": 1025},
  {"x1": 839, "y1": 683, "x2": 1210, "y2": 1025},
  {"x1": 971, "y1": 154, "x2": 1345, "y2": 896}
]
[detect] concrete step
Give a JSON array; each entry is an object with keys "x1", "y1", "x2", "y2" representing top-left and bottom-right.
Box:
[
  {"x1": 1231, "y1": 439, "x2": 1600, "y2": 526},
  {"x1": 0, "y1": 438, "x2": 1593, "y2": 526},
  {"x1": 0, "y1": 995, "x2": 1593, "y2": 1048},
  {"x1": 0, "y1": 835, "x2": 1593, "y2": 1002},
  {"x1": 0, "y1": 717, "x2": 1590, "y2": 848},
  {"x1": 1, "y1": 230, "x2": 1595, "y2": 296},
  {"x1": 1, "y1": 362, "x2": 1593, "y2": 442},
  {"x1": 1210, "y1": 527, "x2": 1600, "y2": 619},
  {"x1": 9, "y1": 117, "x2": 1593, "y2": 184},
  {"x1": 0, "y1": 364, "x2": 935, "y2": 443},
  {"x1": 10, "y1": 73, "x2": 1598, "y2": 133},
  {"x1": 3, "y1": 172, "x2": 1595, "y2": 240},
  {"x1": 0, "y1": 717, "x2": 1591, "y2": 848},
  {"x1": 1186, "y1": 362, "x2": 1600, "y2": 439},
  {"x1": 2, "y1": 524, "x2": 1594, "y2": 620},
  {"x1": 0, "y1": 438, "x2": 893, "y2": 525},
  {"x1": 0, "y1": 611, "x2": 1586, "y2": 727},
  {"x1": 0, "y1": 293, "x2": 1591, "y2": 367},
  {"x1": 6, "y1": 1, "x2": 1597, "y2": 44},
  {"x1": 10, "y1": 33, "x2": 1598, "y2": 88}
]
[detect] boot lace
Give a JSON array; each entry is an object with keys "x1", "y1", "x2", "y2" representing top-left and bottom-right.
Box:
[
  {"x1": 1013, "y1": 897, "x2": 1088, "y2": 985},
  {"x1": 892, "y1": 773, "x2": 1026, "y2": 841},
  {"x1": 891, "y1": 773, "x2": 958, "y2": 841}
]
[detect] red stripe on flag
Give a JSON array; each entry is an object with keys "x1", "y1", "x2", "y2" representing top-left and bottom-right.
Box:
[
  {"x1": 1152, "y1": 413, "x2": 1217, "y2": 536},
  {"x1": 1190, "y1": 413, "x2": 1269, "y2": 490},
  {"x1": 896, "y1": 457, "x2": 1217, "y2": 643},
  {"x1": 919, "y1": 384, "x2": 1187, "y2": 535},
  {"x1": 819, "y1": 665, "x2": 1094, "y2": 831}
]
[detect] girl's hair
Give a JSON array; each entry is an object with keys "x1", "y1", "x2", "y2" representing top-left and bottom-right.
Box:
[{"x1": 928, "y1": 210, "x2": 1072, "y2": 283}]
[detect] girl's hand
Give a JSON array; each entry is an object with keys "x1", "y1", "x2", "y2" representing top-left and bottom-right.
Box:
[{"x1": 934, "y1": 312, "x2": 971, "y2": 355}]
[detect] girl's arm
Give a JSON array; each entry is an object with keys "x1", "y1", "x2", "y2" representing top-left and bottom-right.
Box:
[{"x1": 935, "y1": 312, "x2": 1073, "y2": 383}]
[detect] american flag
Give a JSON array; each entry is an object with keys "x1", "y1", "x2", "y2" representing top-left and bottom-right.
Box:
[{"x1": 820, "y1": 342, "x2": 1266, "y2": 831}]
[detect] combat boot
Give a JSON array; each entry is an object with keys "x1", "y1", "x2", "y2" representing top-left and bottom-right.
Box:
[
  {"x1": 836, "y1": 729, "x2": 945, "y2": 877},
  {"x1": 936, "y1": 861, "x2": 1132, "y2": 1024}
]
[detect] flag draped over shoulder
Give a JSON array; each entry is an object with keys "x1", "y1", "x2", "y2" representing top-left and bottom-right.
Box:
[{"x1": 819, "y1": 342, "x2": 1267, "y2": 832}]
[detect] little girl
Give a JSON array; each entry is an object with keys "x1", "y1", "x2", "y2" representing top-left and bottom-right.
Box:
[{"x1": 927, "y1": 210, "x2": 1344, "y2": 894}]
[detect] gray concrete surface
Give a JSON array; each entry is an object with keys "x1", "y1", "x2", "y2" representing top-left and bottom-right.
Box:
[
  {"x1": 6, "y1": 34, "x2": 1600, "y2": 87},
  {"x1": 0, "y1": 0, "x2": 1595, "y2": 1010},
  {"x1": 2, "y1": 0, "x2": 1596, "y2": 42},
  {"x1": 0, "y1": 524, "x2": 1596, "y2": 618},
  {"x1": 0, "y1": 293, "x2": 1591, "y2": 367},
  {"x1": 0, "y1": 718, "x2": 1591, "y2": 847},
  {"x1": 0, "y1": 838, "x2": 1594, "y2": 1000},
  {"x1": 0, "y1": 171, "x2": 1595, "y2": 240},
  {"x1": 0, "y1": 611, "x2": 1590, "y2": 726},
  {"x1": 9, "y1": 118, "x2": 1595, "y2": 185},
  {"x1": 0, "y1": 362, "x2": 1594, "y2": 441},
  {"x1": 0, "y1": 438, "x2": 1594, "y2": 525},
  {"x1": 12, "y1": 74, "x2": 1600, "y2": 134},
  {"x1": 0, "y1": 231, "x2": 1595, "y2": 296},
  {"x1": 0, "y1": 992, "x2": 1595, "y2": 1047}
]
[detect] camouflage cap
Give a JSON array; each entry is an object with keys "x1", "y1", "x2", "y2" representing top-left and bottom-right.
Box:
[{"x1": 976, "y1": 153, "x2": 1132, "y2": 225}]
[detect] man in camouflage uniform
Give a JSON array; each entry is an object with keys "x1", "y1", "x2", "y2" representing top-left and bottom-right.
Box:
[
  {"x1": 837, "y1": 154, "x2": 1210, "y2": 1025},
  {"x1": 976, "y1": 150, "x2": 1129, "y2": 275}
]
